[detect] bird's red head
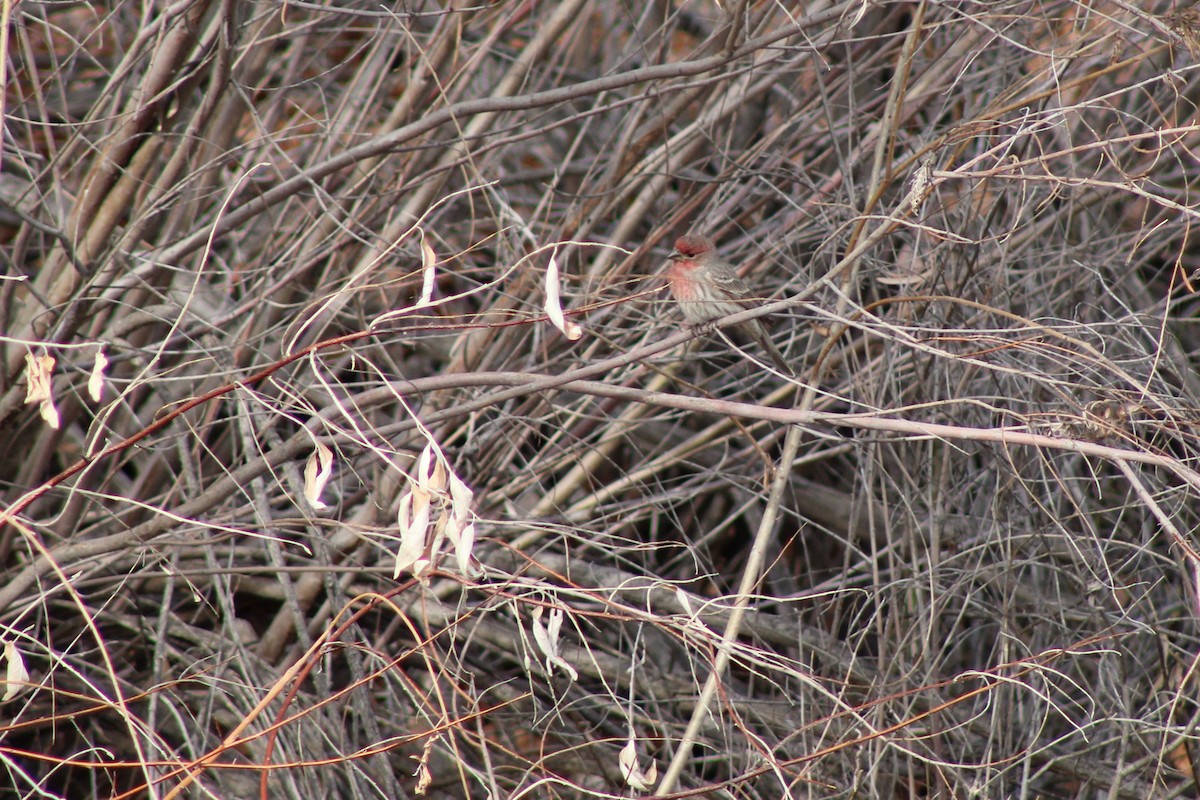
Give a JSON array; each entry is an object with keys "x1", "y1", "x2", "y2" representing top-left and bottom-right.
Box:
[{"x1": 670, "y1": 234, "x2": 715, "y2": 260}]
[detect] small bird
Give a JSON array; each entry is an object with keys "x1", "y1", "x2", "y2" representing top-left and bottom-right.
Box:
[{"x1": 665, "y1": 234, "x2": 793, "y2": 375}]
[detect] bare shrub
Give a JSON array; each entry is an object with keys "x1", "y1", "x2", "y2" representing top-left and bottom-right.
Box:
[{"x1": 2, "y1": 2, "x2": 1200, "y2": 798}]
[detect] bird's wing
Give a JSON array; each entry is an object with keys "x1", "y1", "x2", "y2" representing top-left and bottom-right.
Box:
[{"x1": 708, "y1": 268, "x2": 757, "y2": 303}]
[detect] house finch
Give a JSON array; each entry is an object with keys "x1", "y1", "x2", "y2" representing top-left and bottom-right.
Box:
[{"x1": 665, "y1": 234, "x2": 794, "y2": 375}]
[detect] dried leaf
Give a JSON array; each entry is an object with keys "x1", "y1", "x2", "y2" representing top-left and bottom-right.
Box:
[
  {"x1": 531, "y1": 606, "x2": 577, "y2": 680},
  {"x1": 448, "y1": 472, "x2": 473, "y2": 516},
  {"x1": 618, "y1": 739, "x2": 637, "y2": 780},
  {"x1": 549, "y1": 651, "x2": 578, "y2": 681},
  {"x1": 675, "y1": 587, "x2": 694, "y2": 617},
  {"x1": 88, "y1": 348, "x2": 108, "y2": 402},
  {"x1": 303, "y1": 442, "x2": 334, "y2": 509},
  {"x1": 395, "y1": 438, "x2": 477, "y2": 579},
  {"x1": 23, "y1": 354, "x2": 52, "y2": 405},
  {"x1": 409, "y1": 488, "x2": 432, "y2": 542},
  {"x1": 409, "y1": 558, "x2": 433, "y2": 581},
  {"x1": 454, "y1": 521, "x2": 477, "y2": 576},
  {"x1": 531, "y1": 606, "x2": 554, "y2": 658},
  {"x1": 443, "y1": 512, "x2": 478, "y2": 577},
  {"x1": 2, "y1": 640, "x2": 29, "y2": 702},
  {"x1": 23, "y1": 354, "x2": 59, "y2": 430},
  {"x1": 394, "y1": 489, "x2": 432, "y2": 578},
  {"x1": 426, "y1": 512, "x2": 448, "y2": 575},
  {"x1": 619, "y1": 738, "x2": 657, "y2": 791},
  {"x1": 644, "y1": 759, "x2": 658, "y2": 788},
  {"x1": 414, "y1": 757, "x2": 431, "y2": 795},
  {"x1": 418, "y1": 233, "x2": 437, "y2": 307},
  {"x1": 413, "y1": 737, "x2": 435, "y2": 795},
  {"x1": 414, "y1": 444, "x2": 445, "y2": 493},
  {"x1": 39, "y1": 400, "x2": 59, "y2": 429},
  {"x1": 543, "y1": 251, "x2": 582, "y2": 340}
]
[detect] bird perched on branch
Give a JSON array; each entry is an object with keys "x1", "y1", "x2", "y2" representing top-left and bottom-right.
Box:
[{"x1": 664, "y1": 234, "x2": 794, "y2": 376}]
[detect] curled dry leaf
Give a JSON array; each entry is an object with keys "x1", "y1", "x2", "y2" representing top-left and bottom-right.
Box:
[
  {"x1": 618, "y1": 738, "x2": 658, "y2": 791},
  {"x1": 446, "y1": 472, "x2": 478, "y2": 576},
  {"x1": 303, "y1": 442, "x2": 334, "y2": 510},
  {"x1": 412, "y1": 736, "x2": 436, "y2": 795},
  {"x1": 414, "y1": 444, "x2": 445, "y2": 494},
  {"x1": 418, "y1": 232, "x2": 437, "y2": 307},
  {"x1": 450, "y1": 519, "x2": 476, "y2": 576},
  {"x1": 531, "y1": 605, "x2": 578, "y2": 681},
  {"x1": 88, "y1": 348, "x2": 108, "y2": 402},
  {"x1": 393, "y1": 442, "x2": 477, "y2": 580},
  {"x1": 674, "y1": 587, "x2": 694, "y2": 617},
  {"x1": 394, "y1": 487, "x2": 432, "y2": 579},
  {"x1": 23, "y1": 353, "x2": 59, "y2": 430},
  {"x1": 544, "y1": 251, "x2": 582, "y2": 340},
  {"x1": 23, "y1": 354, "x2": 52, "y2": 405},
  {"x1": 2, "y1": 640, "x2": 29, "y2": 702}
]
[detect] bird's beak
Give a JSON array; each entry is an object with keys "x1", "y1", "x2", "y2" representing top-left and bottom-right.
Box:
[{"x1": 667, "y1": 251, "x2": 682, "y2": 262}]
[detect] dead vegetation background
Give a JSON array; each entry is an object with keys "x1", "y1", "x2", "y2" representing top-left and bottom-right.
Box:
[{"x1": 4, "y1": 1, "x2": 1200, "y2": 797}]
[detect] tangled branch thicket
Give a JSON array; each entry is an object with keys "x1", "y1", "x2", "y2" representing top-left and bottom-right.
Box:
[{"x1": 5, "y1": 1, "x2": 1200, "y2": 797}]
